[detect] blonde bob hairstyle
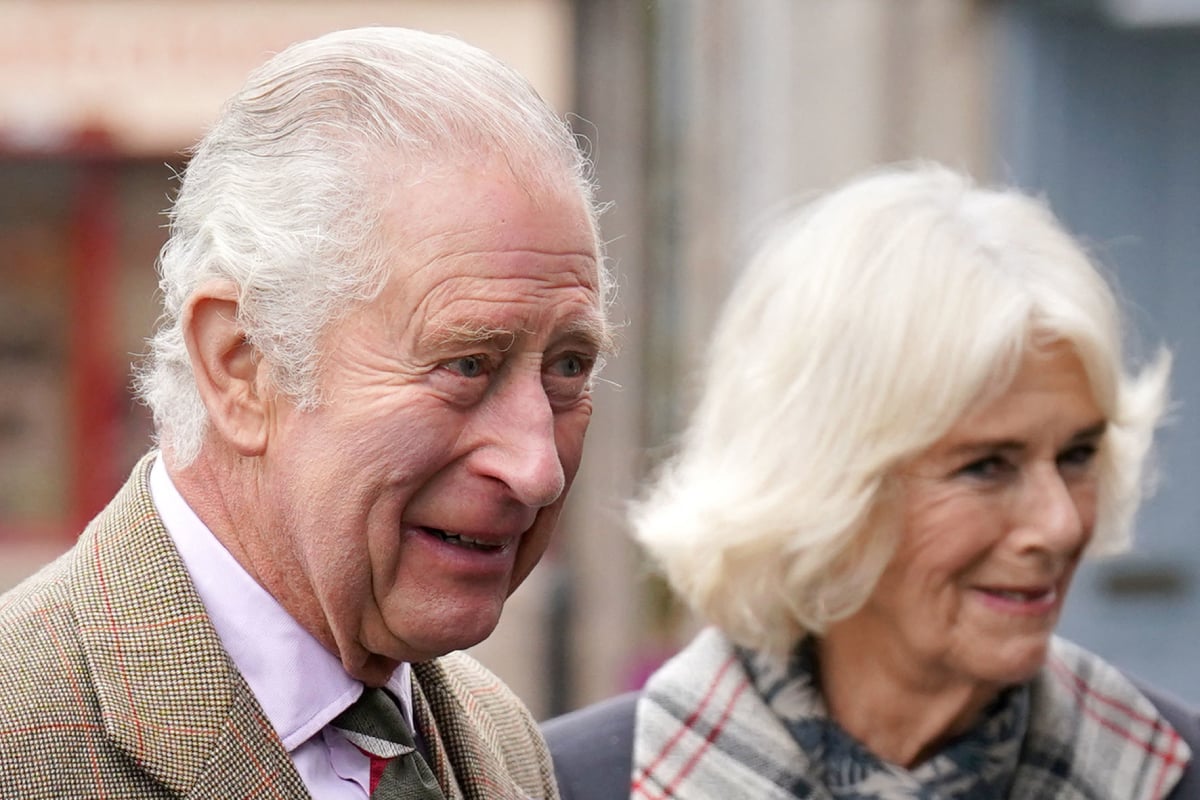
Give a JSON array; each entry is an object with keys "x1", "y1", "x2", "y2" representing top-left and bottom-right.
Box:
[{"x1": 633, "y1": 163, "x2": 1171, "y2": 658}]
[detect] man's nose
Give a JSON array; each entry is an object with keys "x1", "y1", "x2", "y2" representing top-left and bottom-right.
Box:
[{"x1": 475, "y1": 375, "x2": 565, "y2": 508}]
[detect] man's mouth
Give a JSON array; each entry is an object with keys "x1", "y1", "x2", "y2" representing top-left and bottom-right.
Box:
[{"x1": 423, "y1": 527, "x2": 504, "y2": 552}]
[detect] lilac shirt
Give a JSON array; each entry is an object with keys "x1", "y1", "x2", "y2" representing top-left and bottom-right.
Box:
[{"x1": 150, "y1": 457, "x2": 413, "y2": 798}]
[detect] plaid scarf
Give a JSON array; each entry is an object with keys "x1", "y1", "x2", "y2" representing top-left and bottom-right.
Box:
[
  {"x1": 738, "y1": 637, "x2": 1028, "y2": 797},
  {"x1": 633, "y1": 628, "x2": 1190, "y2": 799}
]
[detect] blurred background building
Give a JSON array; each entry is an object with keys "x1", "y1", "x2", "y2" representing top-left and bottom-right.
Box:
[{"x1": 1, "y1": 0, "x2": 1197, "y2": 719}]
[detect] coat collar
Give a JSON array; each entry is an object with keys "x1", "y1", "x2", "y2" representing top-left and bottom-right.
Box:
[{"x1": 69, "y1": 453, "x2": 308, "y2": 798}]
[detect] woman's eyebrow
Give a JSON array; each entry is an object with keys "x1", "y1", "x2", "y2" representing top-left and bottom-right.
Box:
[
  {"x1": 942, "y1": 419, "x2": 1109, "y2": 460},
  {"x1": 944, "y1": 438, "x2": 1025, "y2": 459},
  {"x1": 1070, "y1": 420, "x2": 1108, "y2": 442}
]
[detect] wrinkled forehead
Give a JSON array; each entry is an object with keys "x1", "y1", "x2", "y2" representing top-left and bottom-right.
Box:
[
  {"x1": 358, "y1": 162, "x2": 603, "y2": 325},
  {"x1": 386, "y1": 153, "x2": 598, "y2": 249}
]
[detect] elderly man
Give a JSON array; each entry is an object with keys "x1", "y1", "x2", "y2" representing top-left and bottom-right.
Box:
[{"x1": 0, "y1": 27, "x2": 610, "y2": 799}]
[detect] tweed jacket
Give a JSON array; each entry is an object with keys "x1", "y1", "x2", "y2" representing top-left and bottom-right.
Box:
[{"x1": 0, "y1": 454, "x2": 559, "y2": 799}]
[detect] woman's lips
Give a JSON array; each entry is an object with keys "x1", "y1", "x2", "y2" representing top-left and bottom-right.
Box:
[
  {"x1": 982, "y1": 586, "x2": 1054, "y2": 601},
  {"x1": 973, "y1": 584, "x2": 1059, "y2": 615}
]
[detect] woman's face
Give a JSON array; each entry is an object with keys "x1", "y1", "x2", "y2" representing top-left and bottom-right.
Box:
[{"x1": 823, "y1": 343, "x2": 1106, "y2": 694}]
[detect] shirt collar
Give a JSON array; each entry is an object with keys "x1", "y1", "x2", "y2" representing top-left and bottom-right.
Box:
[{"x1": 149, "y1": 455, "x2": 413, "y2": 751}]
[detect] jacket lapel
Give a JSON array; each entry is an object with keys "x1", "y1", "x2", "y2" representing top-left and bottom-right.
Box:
[
  {"x1": 71, "y1": 454, "x2": 308, "y2": 798},
  {"x1": 412, "y1": 677, "x2": 466, "y2": 800},
  {"x1": 413, "y1": 658, "x2": 530, "y2": 800}
]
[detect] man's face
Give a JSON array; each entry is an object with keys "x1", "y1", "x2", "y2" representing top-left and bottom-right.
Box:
[{"x1": 261, "y1": 163, "x2": 605, "y2": 682}]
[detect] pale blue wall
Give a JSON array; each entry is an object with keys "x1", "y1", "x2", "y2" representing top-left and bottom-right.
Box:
[{"x1": 996, "y1": 4, "x2": 1200, "y2": 702}]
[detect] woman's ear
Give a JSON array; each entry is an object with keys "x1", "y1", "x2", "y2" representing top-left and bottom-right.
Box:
[{"x1": 182, "y1": 281, "x2": 269, "y2": 457}]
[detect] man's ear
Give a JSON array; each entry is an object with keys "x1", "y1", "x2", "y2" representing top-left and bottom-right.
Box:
[{"x1": 182, "y1": 281, "x2": 269, "y2": 457}]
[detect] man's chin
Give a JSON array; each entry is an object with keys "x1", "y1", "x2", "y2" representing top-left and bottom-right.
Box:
[
  {"x1": 359, "y1": 615, "x2": 504, "y2": 671},
  {"x1": 351, "y1": 653, "x2": 403, "y2": 687}
]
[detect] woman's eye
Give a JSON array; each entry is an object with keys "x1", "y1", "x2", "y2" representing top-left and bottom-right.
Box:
[
  {"x1": 445, "y1": 355, "x2": 489, "y2": 378},
  {"x1": 957, "y1": 455, "x2": 1013, "y2": 481},
  {"x1": 1058, "y1": 443, "x2": 1098, "y2": 470}
]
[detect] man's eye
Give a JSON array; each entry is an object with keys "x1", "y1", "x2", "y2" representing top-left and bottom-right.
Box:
[
  {"x1": 543, "y1": 352, "x2": 596, "y2": 403},
  {"x1": 555, "y1": 353, "x2": 590, "y2": 378},
  {"x1": 445, "y1": 355, "x2": 489, "y2": 378}
]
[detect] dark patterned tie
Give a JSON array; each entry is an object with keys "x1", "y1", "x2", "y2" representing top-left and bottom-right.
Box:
[{"x1": 332, "y1": 687, "x2": 446, "y2": 800}]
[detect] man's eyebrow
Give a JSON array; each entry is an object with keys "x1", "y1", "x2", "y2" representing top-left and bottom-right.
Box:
[
  {"x1": 561, "y1": 315, "x2": 616, "y2": 357},
  {"x1": 425, "y1": 323, "x2": 517, "y2": 351},
  {"x1": 423, "y1": 314, "x2": 614, "y2": 355}
]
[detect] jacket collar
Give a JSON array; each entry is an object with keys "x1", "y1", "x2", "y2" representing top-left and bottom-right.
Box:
[{"x1": 69, "y1": 453, "x2": 308, "y2": 797}]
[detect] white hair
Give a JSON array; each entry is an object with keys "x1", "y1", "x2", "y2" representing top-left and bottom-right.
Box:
[
  {"x1": 633, "y1": 162, "x2": 1171, "y2": 657},
  {"x1": 136, "y1": 27, "x2": 608, "y2": 464}
]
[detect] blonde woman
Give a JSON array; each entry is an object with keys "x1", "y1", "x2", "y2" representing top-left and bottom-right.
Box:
[{"x1": 545, "y1": 164, "x2": 1197, "y2": 800}]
